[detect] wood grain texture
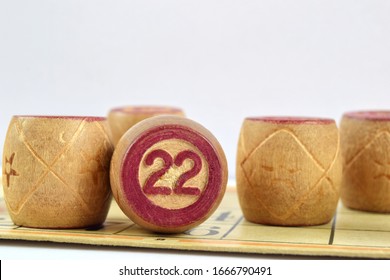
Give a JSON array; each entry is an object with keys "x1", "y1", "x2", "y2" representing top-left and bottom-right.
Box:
[
  {"x1": 107, "y1": 106, "x2": 185, "y2": 146},
  {"x1": 110, "y1": 115, "x2": 228, "y2": 233},
  {"x1": 236, "y1": 117, "x2": 341, "y2": 226},
  {"x1": 340, "y1": 111, "x2": 390, "y2": 213},
  {"x1": 2, "y1": 116, "x2": 114, "y2": 228}
]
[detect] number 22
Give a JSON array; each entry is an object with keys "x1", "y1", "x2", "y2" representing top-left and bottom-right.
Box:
[{"x1": 143, "y1": 149, "x2": 202, "y2": 195}]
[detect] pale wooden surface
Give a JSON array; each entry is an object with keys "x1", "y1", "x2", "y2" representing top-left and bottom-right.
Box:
[
  {"x1": 340, "y1": 115, "x2": 390, "y2": 212},
  {"x1": 1, "y1": 184, "x2": 390, "y2": 259},
  {"x1": 108, "y1": 106, "x2": 185, "y2": 146},
  {"x1": 2, "y1": 116, "x2": 114, "y2": 228},
  {"x1": 236, "y1": 118, "x2": 342, "y2": 226}
]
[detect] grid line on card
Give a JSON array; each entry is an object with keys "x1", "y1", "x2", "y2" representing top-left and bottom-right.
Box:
[
  {"x1": 220, "y1": 216, "x2": 244, "y2": 240},
  {"x1": 328, "y1": 213, "x2": 337, "y2": 245}
]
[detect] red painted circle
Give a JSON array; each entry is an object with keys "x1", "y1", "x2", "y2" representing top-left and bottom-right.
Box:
[
  {"x1": 246, "y1": 116, "x2": 334, "y2": 125},
  {"x1": 344, "y1": 111, "x2": 390, "y2": 121},
  {"x1": 120, "y1": 124, "x2": 223, "y2": 228}
]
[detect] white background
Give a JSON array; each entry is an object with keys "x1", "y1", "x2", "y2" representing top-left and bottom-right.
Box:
[
  {"x1": 1, "y1": 0, "x2": 390, "y2": 261},
  {"x1": 2, "y1": 260, "x2": 390, "y2": 280},
  {"x1": 1, "y1": 1, "x2": 390, "y2": 178}
]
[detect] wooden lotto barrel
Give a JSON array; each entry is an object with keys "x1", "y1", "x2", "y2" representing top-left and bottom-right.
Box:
[
  {"x1": 110, "y1": 115, "x2": 228, "y2": 233},
  {"x1": 340, "y1": 111, "x2": 390, "y2": 213},
  {"x1": 2, "y1": 115, "x2": 113, "y2": 228},
  {"x1": 236, "y1": 116, "x2": 342, "y2": 226},
  {"x1": 108, "y1": 106, "x2": 185, "y2": 146}
]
